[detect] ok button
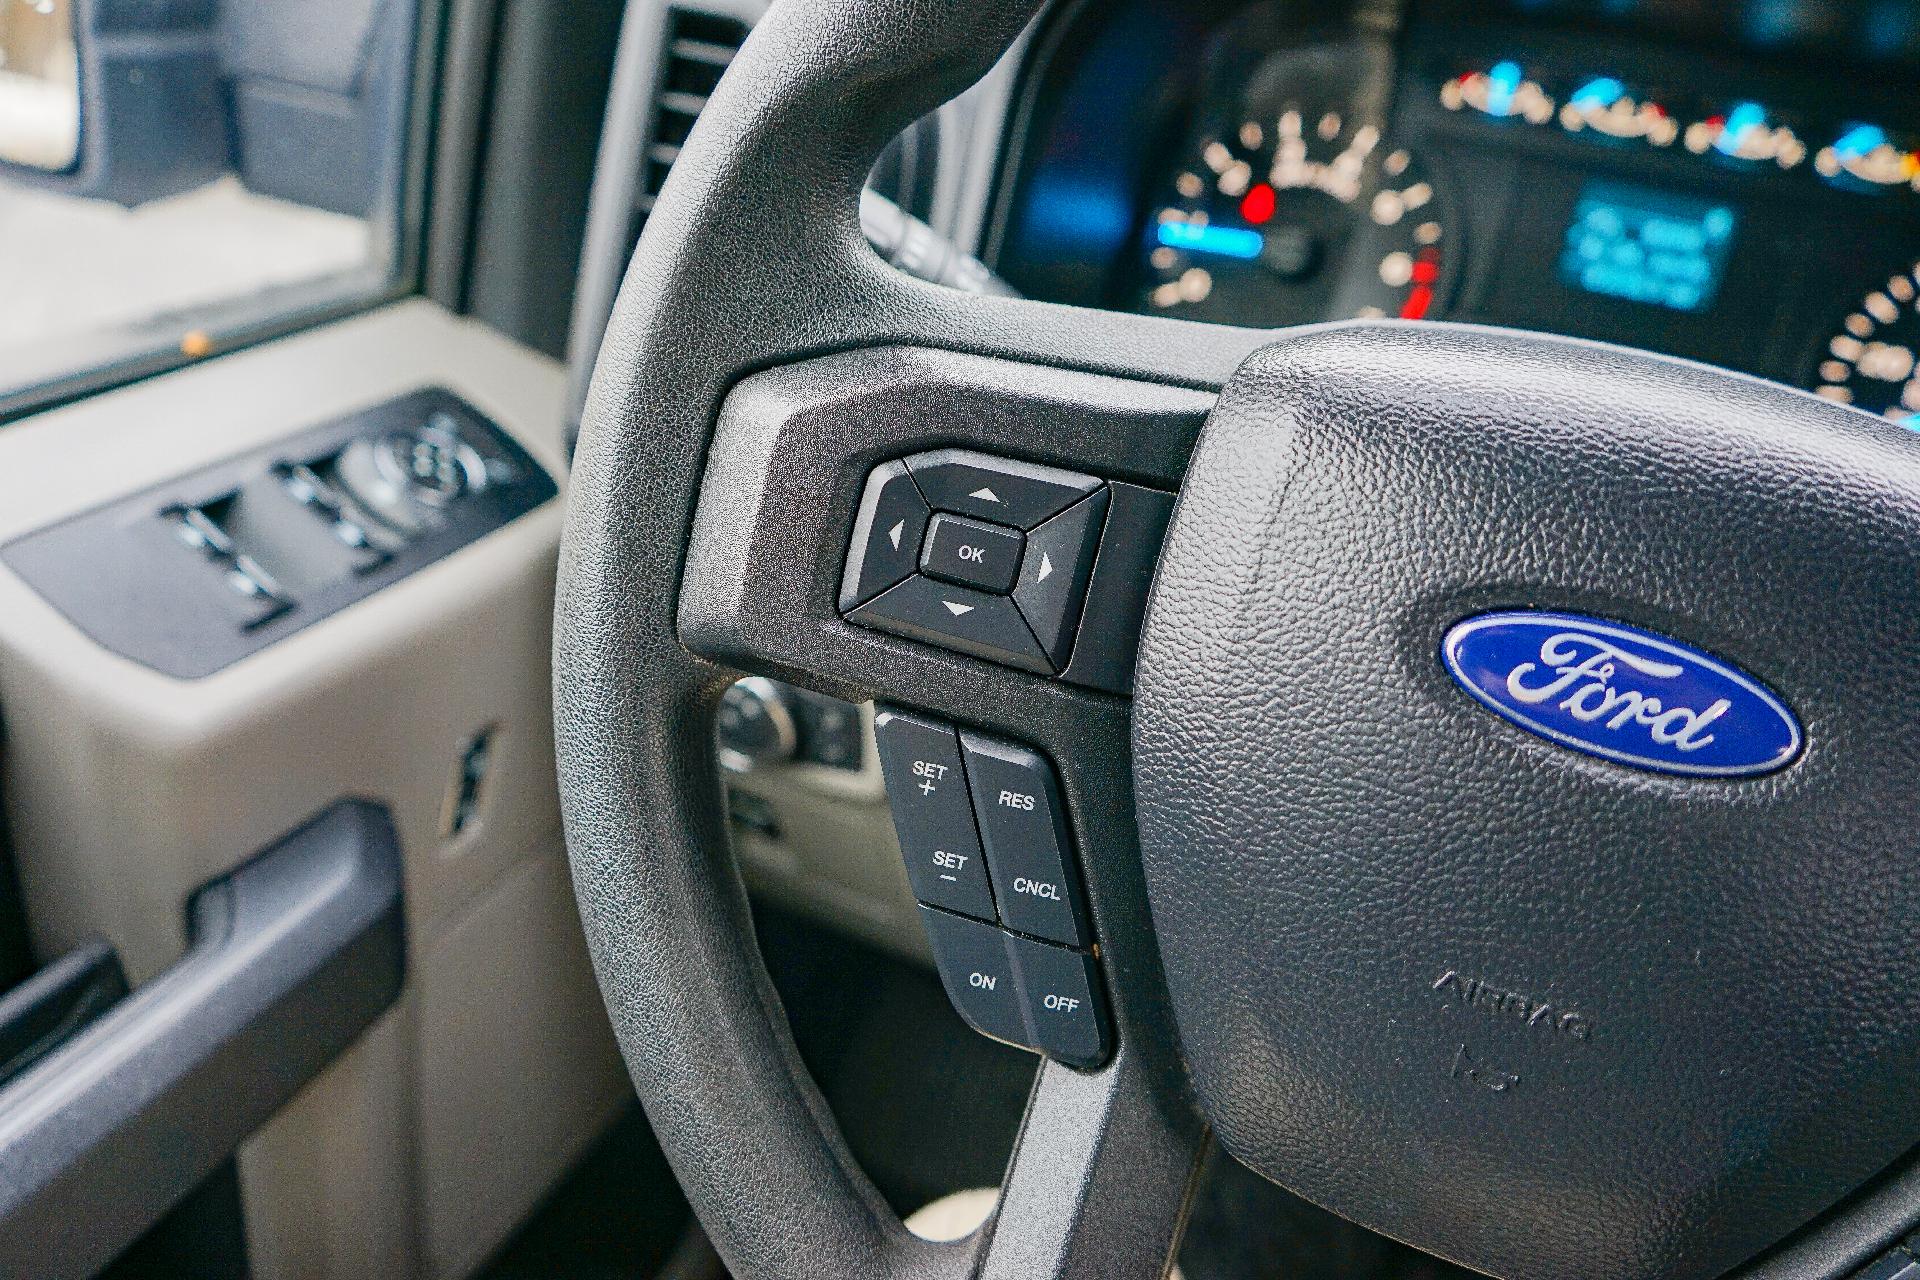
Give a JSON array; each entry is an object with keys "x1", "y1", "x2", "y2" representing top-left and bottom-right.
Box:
[{"x1": 920, "y1": 513, "x2": 1024, "y2": 595}]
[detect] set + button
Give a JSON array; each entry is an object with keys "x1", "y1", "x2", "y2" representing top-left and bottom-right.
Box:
[{"x1": 871, "y1": 709, "x2": 995, "y2": 920}]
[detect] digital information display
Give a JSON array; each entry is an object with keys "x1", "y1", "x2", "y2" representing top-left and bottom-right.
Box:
[{"x1": 1558, "y1": 182, "x2": 1738, "y2": 312}]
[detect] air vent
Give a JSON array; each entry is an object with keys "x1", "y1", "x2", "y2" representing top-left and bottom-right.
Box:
[{"x1": 632, "y1": 9, "x2": 751, "y2": 241}]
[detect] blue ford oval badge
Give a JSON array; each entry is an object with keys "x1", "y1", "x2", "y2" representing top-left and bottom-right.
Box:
[{"x1": 1442, "y1": 612, "x2": 1801, "y2": 777}]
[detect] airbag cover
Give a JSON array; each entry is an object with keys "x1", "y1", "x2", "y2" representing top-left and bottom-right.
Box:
[{"x1": 1132, "y1": 323, "x2": 1920, "y2": 1280}]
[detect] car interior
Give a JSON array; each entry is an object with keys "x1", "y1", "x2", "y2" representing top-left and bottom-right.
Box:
[{"x1": 1, "y1": 0, "x2": 1919, "y2": 1278}]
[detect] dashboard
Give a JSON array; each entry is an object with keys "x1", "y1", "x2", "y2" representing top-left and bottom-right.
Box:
[{"x1": 989, "y1": 0, "x2": 1920, "y2": 423}]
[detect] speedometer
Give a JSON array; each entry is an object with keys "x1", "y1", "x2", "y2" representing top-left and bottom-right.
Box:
[
  {"x1": 1141, "y1": 57, "x2": 1453, "y2": 328},
  {"x1": 1815, "y1": 262, "x2": 1920, "y2": 426}
]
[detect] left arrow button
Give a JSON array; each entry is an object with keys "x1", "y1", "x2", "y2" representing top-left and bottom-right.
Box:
[{"x1": 839, "y1": 460, "x2": 933, "y2": 612}]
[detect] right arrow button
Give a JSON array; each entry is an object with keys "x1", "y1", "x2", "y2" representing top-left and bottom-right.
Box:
[{"x1": 1012, "y1": 489, "x2": 1109, "y2": 670}]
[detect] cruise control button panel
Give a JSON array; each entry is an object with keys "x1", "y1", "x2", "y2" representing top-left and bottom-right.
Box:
[
  {"x1": 878, "y1": 706, "x2": 1112, "y2": 1069},
  {"x1": 872, "y1": 710, "x2": 996, "y2": 921},
  {"x1": 838, "y1": 449, "x2": 1168, "y2": 693}
]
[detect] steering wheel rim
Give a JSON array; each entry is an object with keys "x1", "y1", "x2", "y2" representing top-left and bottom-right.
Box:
[
  {"x1": 559, "y1": 3, "x2": 1259, "y2": 1277},
  {"x1": 558, "y1": 3, "x2": 1920, "y2": 1279}
]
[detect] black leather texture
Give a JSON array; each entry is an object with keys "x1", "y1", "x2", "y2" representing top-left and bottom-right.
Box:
[{"x1": 1132, "y1": 322, "x2": 1920, "y2": 1280}]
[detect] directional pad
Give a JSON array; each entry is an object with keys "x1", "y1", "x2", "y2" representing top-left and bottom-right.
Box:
[{"x1": 840, "y1": 449, "x2": 1149, "y2": 683}]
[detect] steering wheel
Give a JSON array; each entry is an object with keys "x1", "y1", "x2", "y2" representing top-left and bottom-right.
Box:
[{"x1": 554, "y1": 3, "x2": 1920, "y2": 1278}]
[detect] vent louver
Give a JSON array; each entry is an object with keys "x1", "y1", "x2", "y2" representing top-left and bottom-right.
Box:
[{"x1": 630, "y1": 9, "x2": 751, "y2": 247}]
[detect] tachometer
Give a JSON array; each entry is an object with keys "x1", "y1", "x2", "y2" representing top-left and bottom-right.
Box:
[
  {"x1": 1143, "y1": 97, "x2": 1452, "y2": 327},
  {"x1": 1815, "y1": 262, "x2": 1920, "y2": 426}
]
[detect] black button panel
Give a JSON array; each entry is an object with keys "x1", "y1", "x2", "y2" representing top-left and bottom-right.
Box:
[
  {"x1": 839, "y1": 449, "x2": 1168, "y2": 694},
  {"x1": 878, "y1": 706, "x2": 1111, "y2": 1069}
]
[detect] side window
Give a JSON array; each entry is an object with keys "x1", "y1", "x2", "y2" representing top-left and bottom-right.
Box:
[{"x1": 0, "y1": 0, "x2": 418, "y2": 414}]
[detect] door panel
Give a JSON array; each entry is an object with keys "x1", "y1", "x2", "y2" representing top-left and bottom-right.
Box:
[{"x1": 0, "y1": 299, "x2": 628, "y2": 1279}]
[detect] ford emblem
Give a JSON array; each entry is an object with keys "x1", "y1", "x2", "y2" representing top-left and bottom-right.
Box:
[{"x1": 1441, "y1": 611, "x2": 1802, "y2": 778}]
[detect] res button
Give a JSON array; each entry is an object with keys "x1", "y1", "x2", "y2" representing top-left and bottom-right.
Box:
[{"x1": 961, "y1": 732, "x2": 1089, "y2": 947}]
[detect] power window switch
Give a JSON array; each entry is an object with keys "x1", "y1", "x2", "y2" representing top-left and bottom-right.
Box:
[
  {"x1": 1006, "y1": 934, "x2": 1110, "y2": 1069},
  {"x1": 1857, "y1": 1251, "x2": 1920, "y2": 1280},
  {"x1": 874, "y1": 709, "x2": 996, "y2": 921},
  {"x1": 919, "y1": 906, "x2": 1031, "y2": 1051}
]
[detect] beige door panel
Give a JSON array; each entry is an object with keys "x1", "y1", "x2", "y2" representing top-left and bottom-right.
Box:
[{"x1": 0, "y1": 299, "x2": 628, "y2": 1279}]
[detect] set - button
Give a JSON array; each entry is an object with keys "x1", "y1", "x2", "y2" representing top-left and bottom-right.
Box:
[{"x1": 874, "y1": 706, "x2": 1109, "y2": 1068}]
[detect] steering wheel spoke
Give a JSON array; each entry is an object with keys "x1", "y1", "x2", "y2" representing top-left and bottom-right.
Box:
[{"x1": 979, "y1": 1055, "x2": 1207, "y2": 1280}]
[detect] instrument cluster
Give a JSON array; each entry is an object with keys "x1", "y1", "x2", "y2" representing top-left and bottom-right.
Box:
[{"x1": 991, "y1": 0, "x2": 1920, "y2": 428}]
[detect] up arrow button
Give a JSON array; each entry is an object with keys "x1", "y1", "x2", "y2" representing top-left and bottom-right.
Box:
[{"x1": 905, "y1": 448, "x2": 1100, "y2": 529}]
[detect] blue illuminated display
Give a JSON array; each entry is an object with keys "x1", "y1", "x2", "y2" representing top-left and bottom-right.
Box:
[
  {"x1": 1718, "y1": 102, "x2": 1768, "y2": 155},
  {"x1": 1559, "y1": 182, "x2": 1738, "y2": 312},
  {"x1": 1834, "y1": 123, "x2": 1889, "y2": 158},
  {"x1": 1486, "y1": 60, "x2": 1524, "y2": 116},
  {"x1": 1157, "y1": 221, "x2": 1265, "y2": 260},
  {"x1": 1569, "y1": 76, "x2": 1624, "y2": 109}
]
